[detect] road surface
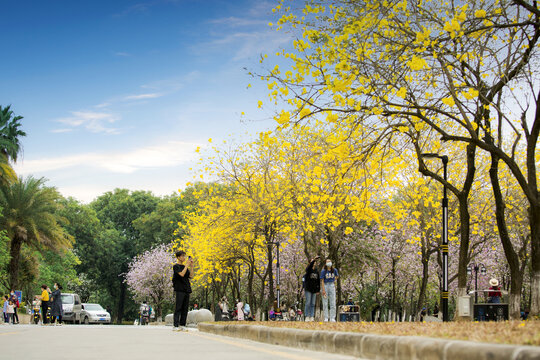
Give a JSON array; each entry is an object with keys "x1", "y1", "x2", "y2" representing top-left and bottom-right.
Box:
[{"x1": 0, "y1": 324, "x2": 359, "y2": 360}]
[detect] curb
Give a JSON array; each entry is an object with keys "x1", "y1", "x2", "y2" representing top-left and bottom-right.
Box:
[{"x1": 197, "y1": 323, "x2": 540, "y2": 360}]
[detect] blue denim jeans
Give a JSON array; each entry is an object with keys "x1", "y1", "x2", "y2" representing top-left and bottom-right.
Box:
[
  {"x1": 322, "y1": 282, "x2": 336, "y2": 321},
  {"x1": 304, "y1": 290, "x2": 317, "y2": 318}
]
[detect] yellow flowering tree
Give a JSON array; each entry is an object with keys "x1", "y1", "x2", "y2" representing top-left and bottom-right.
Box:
[{"x1": 263, "y1": 0, "x2": 540, "y2": 317}]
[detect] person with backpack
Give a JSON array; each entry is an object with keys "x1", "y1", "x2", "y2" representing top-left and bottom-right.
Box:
[
  {"x1": 172, "y1": 250, "x2": 193, "y2": 331},
  {"x1": 320, "y1": 258, "x2": 339, "y2": 322},
  {"x1": 303, "y1": 256, "x2": 321, "y2": 322}
]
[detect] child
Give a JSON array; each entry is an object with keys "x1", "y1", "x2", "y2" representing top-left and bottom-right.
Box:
[{"x1": 7, "y1": 300, "x2": 15, "y2": 324}]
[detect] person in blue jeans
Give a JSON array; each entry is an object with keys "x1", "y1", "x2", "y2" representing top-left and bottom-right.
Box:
[
  {"x1": 303, "y1": 256, "x2": 321, "y2": 321},
  {"x1": 320, "y1": 259, "x2": 339, "y2": 322}
]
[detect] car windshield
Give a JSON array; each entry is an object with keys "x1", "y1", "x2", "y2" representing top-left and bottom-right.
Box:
[
  {"x1": 84, "y1": 304, "x2": 104, "y2": 311},
  {"x1": 61, "y1": 294, "x2": 74, "y2": 304}
]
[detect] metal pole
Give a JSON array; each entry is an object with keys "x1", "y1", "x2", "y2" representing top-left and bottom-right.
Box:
[
  {"x1": 441, "y1": 156, "x2": 449, "y2": 322},
  {"x1": 276, "y1": 243, "x2": 280, "y2": 310},
  {"x1": 474, "y1": 266, "x2": 478, "y2": 304}
]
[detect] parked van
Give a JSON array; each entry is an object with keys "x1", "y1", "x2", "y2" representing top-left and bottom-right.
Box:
[{"x1": 61, "y1": 293, "x2": 82, "y2": 324}]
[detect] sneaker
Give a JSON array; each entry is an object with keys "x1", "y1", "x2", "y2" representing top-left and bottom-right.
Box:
[
  {"x1": 330, "y1": 319, "x2": 336, "y2": 323},
  {"x1": 181, "y1": 326, "x2": 188, "y2": 332},
  {"x1": 172, "y1": 327, "x2": 180, "y2": 331},
  {"x1": 324, "y1": 318, "x2": 329, "y2": 322}
]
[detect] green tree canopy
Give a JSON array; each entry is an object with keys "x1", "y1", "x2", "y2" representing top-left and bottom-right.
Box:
[{"x1": 0, "y1": 176, "x2": 73, "y2": 289}]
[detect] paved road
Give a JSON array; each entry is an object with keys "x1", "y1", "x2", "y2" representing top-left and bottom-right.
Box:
[{"x1": 0, "y1": 324, "x2": 358, "y2": 360}]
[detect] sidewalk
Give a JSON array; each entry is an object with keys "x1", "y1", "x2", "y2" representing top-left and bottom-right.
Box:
[{"x1": 198, "y1": 323, "x2": 540, "y2": 360}]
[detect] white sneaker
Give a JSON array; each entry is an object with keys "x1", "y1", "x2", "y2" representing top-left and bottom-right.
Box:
[
  {"x1": 324, "y1": 318, "x2": 329, "y2": 322},
  {"x1": 172, "y1": 327, "x2": 179, "y2": 331},
  {"x1": 310, "y1": 317, "x2": 315, "y2": 322},
  {"x1": 330, "y1": 319, "x2": 336, "y2": 322}
]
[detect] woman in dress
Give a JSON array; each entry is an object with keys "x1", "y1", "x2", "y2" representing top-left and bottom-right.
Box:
[{"x1": 50, "y1": 282, "x2": 63, "y2": 325}]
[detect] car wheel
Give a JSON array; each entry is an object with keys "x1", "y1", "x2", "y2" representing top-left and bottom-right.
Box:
[{"x1": 84, "y1": 317, "x2": 89, "y2": 325}]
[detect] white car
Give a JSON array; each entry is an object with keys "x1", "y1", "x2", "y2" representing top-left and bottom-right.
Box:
[
  {"x1": 61, "y1": 293, "x2": 82, "y2": 324},
  {"x1": 80, "y1": 303, "x2": 111, "y2": 324}
]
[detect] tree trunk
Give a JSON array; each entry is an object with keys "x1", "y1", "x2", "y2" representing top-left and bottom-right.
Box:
[
  {"x1": 117, "y1": 281, "x2": 126, "y2": 324},
  {"x1": 8, "y1": 235, "x2": 23, "y2": 290},
  {"x1": 416, "y1": 256, "x2": 429, "y2": 314},
  {"x1": 529, "y1": 204, "x2": 540, "y2": 316},
  {"x1": 490, "y1": 154, "x2": 522, "y2": 319},
  {"x1": 248, "y1": 264, "x2": 254, "y2": 311},
  {"x1": 526, "y1": 87, "x2": 540, "y2": 316},
  {"x1": 456, "y1": 193, "x2": 471, "y2": 298},
  {"x1": 266, "y1": 242, "x2": 274, "y2": 305},
  {"x1": 391, "y1": 258, "x2": 396, "y2": 313}
]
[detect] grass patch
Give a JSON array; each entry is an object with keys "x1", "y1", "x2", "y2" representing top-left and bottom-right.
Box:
[{"x1": 218, "y1": 320, "x2": 540, "y2": 346}]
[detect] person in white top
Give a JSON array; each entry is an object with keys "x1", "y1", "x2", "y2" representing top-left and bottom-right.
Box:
[{"x1": 6, "y1": 300, "x2": 15, "y2": 324}]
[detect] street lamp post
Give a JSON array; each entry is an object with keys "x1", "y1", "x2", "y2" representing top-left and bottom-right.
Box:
[
  {"x1": 467, "y1": 263, "x2": 487, "y2": 303},
  {"x1": 268, "y1": 241, "x2": 281, "y2": 309},
  {"x1": 421, "y1": 153, "x2": 449, "y2": 322}
]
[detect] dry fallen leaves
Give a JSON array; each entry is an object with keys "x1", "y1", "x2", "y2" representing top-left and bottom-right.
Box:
[{"x1": 220, "y1": 320, "x2": 540, "y2": 346}]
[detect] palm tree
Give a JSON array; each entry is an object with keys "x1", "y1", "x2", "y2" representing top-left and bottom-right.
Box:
[
  {"x1": 0, "y1": 154, "x2": 16, "y2": 187},
  {"x1": 0, "y1": 105, "x2": 26, "y2": 161},
  {"x1": 0, "y1": 105, "x2": 26, "y2": 186},
  {"x1": 0, "y1": 176, "x2": 73, "y2": 289}
]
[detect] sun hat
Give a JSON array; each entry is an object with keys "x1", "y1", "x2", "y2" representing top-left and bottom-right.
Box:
[{"x1": 489, "y1": 278, "x2": 499, "y2": 287}]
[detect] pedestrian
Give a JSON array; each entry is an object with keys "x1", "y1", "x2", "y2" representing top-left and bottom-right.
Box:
[
  {"x1": 236, "y1": 300, "x2": 244, "y2": 321},
  {"x1": 219, "y1": 296, "x2": 230, "y2": 320},
  {"x1": 9, "y1": 290, "x2": 19, "y2": 324},
  {"x1": 371, "y1": 303, "x2": 380, "y2": 322},
  {"x1": 172, "y1": 250, "x2": 193, "y2": 331},
  {"x1": 36, "y1": 284, "x2": 50, "y2": 324},
  {"x1": 488, "y1": 278, "x2": 502, "y2": 303},
  {"x1": 303, "y1": 256, "x2": 321, "y2": 322},
  {"x1": 2, "y1": 295, "x2": 8, "y2": 323},
  {"x1": 320, "y1": 258, "x2": 339, "y2": 322},
  {"x1": 243, "y1": 302, "x2": 252, "y2": 320},
  {"x1": 50, "y1": 283, "x2": 63, "y2": 325},
  {"x1": 6, "y1": 300, "x2": 15, "y2": 324},
  {"x1": 420, "y1": 307, "x2": 427, "y2": 322}
]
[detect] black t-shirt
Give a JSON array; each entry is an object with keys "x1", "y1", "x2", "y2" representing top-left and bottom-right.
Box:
[
  {"x1": 304, "y1": 261, "x2": 321, "y2": 293},
  {"x1": 172, "y1": 264, "x2": 192, "y2": 293}
]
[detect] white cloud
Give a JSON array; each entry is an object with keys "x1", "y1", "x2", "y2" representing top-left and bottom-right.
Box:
[
  {"x1": 14, "y1": 141, "x2": 202, "y2": 175},
  {"x1": 55, "y1": 111, "x2": 120, "y2": 134},
  {"x1": 207, "y1": 16, "x2": 269, "y2": 27},
  {"x1": 190, "y1": 29, "x2": 289, "y2": 61},
  {"x1": 122, "y1": 93, "x2": 163, "y2": 101}
]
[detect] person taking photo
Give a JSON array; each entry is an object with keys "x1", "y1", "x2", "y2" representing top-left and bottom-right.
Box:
[
  {"x1": 172, "y1": 250, "x2": 194, "y2": 331},
  {"x1": 303, "y1": 256, "x2": 321, "y2": 322}
]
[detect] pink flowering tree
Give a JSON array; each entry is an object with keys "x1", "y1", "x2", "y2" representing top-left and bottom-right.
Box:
[{"x1": 125, "y1": 244, "x2": 174, "y2": 320}]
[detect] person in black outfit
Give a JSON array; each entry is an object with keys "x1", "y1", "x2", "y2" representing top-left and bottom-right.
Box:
[
  {"x1": 50, "y1": 283, "x2": 63, "y2": 325},
  {"x1": 172, "y1": 250, "x2": 193, "y2": 331},
  {"x1": 303, "y1": 256, "x2": 321, "y2": 321}
]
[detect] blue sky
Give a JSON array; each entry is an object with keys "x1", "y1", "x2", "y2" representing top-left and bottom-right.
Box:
[{"x1": 1, "y1": 0, "x2": 286, "y2": 202}]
